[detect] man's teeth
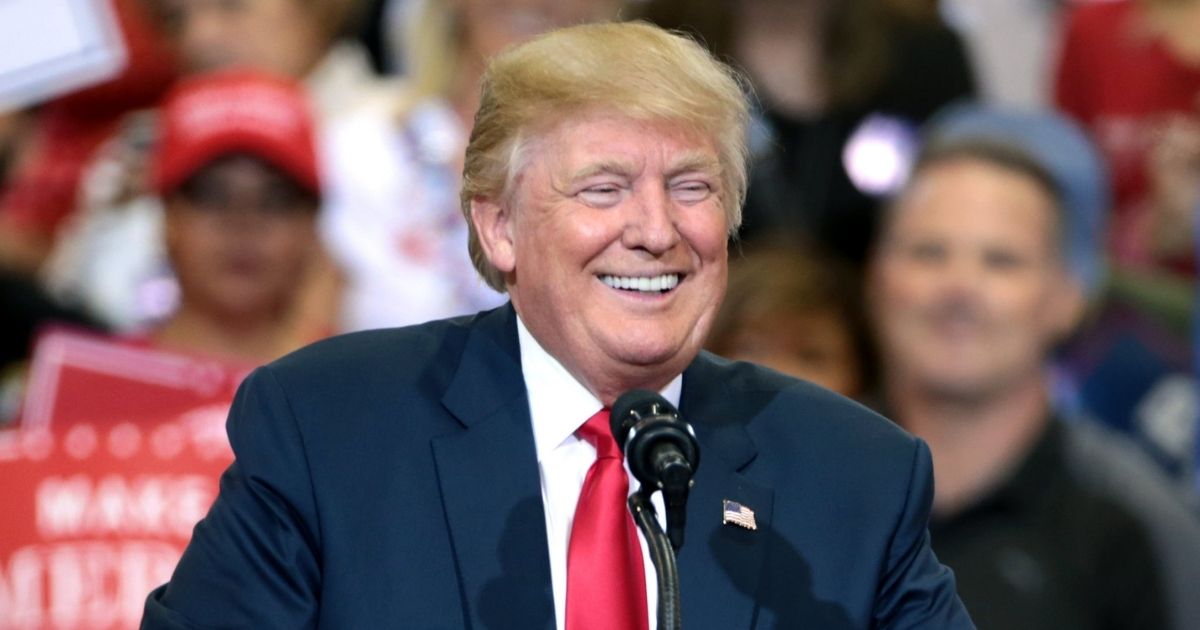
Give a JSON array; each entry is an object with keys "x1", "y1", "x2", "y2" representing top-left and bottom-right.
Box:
[{"x1": 600, "y1": 274, "x2": 680, "y2": 292}]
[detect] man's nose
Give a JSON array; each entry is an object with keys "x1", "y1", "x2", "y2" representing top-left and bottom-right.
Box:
[
  {"x1": 622, "y1": 185, "x2": 680, "y2": 254},
  {"x1": 934, "y1": 254, "x2": 986, "y2": 299}
]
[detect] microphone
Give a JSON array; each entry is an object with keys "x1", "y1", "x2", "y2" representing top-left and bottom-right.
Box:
[{"x1": 610, "y1": 390, "x2": 700, "y2": 550}]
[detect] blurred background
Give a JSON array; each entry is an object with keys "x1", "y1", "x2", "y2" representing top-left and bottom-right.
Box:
[{"x1": 2, "y1": 0, "x2": 1200, "y2": 628}]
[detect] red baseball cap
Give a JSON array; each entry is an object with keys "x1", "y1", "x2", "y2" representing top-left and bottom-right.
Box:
[{"x1": 153, "y1": 69, "x2": 321, "y2": 197}]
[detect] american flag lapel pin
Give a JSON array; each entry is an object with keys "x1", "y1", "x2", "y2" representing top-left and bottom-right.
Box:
[{"x1": 722, "y1": 499, "x2": 757, "y2": 531}]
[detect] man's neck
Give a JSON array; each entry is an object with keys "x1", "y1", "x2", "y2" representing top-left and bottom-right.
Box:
[
  {"x1": 153, "y1": 302, "x2": 295, "y2": 364},
  {"x1": 514, "y1": 313, "x2": 682, "y2": 412},
  {"x1": 887, "y1": 373, "x2": 1051, "y2": 518}
]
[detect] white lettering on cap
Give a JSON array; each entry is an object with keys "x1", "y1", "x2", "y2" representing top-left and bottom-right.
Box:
[{"x1": 174, "y1": 84, "x2": 305, "y2": 142}]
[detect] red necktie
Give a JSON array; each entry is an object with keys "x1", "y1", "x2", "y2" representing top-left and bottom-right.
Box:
[{"x1": 565, "y1": 408, "x2": 649, "y2": 630}]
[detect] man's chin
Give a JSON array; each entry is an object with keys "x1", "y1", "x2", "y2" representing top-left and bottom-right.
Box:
[
  {"x1": 603, "y1": 339, "x2": 694, "y2": 374},
  {"x1": 205, "y1": 294, "x2": 278, "y2": 321},
  {"x1": 919, "y1": 373, "x2": 1006, "y2": 404}
]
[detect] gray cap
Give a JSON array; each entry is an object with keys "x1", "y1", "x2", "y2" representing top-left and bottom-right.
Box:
[{"x1": 923, "y1": 103, "x2": 1110, "y2": 297}]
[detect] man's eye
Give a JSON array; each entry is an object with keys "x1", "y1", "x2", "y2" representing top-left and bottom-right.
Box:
[
  {"x1": 578, "y1": 185, "x2": 622, "y2": 206},
  {"x1": 906, "y1": 242, "x2": 945, "y2": 262},
  {"x1": 984, "y1": 250, "x2": 1024, "y2": 270},
  {"x1": 672, "y1": 182, "x2": 712, "y2": 203}
]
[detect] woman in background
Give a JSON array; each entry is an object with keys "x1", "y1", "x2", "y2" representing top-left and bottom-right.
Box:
[
  {"x1": 706, "y1": 244, "x2": 875, "y2": 399},
  {"x1": 319, "y1": 0, "x2": 625, "y2": 331}
]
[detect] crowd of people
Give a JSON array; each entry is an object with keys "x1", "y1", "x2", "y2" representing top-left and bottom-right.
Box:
[{"x1": 3, "y1": 0, "x2": 1200, "y2": 627}]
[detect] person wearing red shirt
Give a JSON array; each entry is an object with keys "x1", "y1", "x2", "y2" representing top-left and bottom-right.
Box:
[{"x1": 1055, "y1": 0, "x2": 1200, "y2": 272}]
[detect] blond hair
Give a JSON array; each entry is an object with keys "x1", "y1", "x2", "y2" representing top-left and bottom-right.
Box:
[{"x1": 460, "y1": 21, "x2": 752, "y2": 291}]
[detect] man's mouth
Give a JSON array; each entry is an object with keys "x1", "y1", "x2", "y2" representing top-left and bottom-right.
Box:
[{"x1": 599, "y1": 273, "x2": 681, "y2": 294}]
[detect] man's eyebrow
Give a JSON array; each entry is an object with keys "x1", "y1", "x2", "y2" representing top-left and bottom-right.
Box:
[
  {"x1": 666, "y1": 152, "x2": 722, "y2": 178},
  {"x1": 567, "y1": 159, "x2": 640, "y2": 182},
  {"x1": 561, "y1": 153, "x2": 719, "y2": 185}
]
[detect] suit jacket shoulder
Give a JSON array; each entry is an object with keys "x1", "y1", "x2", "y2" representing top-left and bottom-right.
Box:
[
  {"x1": 679, "y1": 352, "x2": 973, "y2": 629},
  {"x1": 143, "y1": 306, "x2": 551, "y2": 629},
  {"x1": 268, "y1": 311, "x2": 477, "y2": 413},
  {"x1": 684, "y1": 350, "x2": 922, "y2": 488}
]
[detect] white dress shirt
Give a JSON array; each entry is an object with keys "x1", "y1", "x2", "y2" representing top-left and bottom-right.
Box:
[{"x1": 517, "y1": 316, "x2": 676, "y2": 630}]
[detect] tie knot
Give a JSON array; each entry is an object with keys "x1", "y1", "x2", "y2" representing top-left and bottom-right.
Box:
[{"x1": 577, "y1": 408, "x2": 620, "y2": 459}]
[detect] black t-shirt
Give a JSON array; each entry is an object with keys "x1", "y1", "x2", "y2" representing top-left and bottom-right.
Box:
[{"x1": 930, "y1": 421, "x2": 1168, "y2": 630}]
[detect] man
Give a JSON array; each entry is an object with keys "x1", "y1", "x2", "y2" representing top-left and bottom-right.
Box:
[
  {"x1": 142, "y1": 22, "x2": 971, "y2": 629},
  {"x1": 868, "y1": 107, "x2": 1200, "y2": 629}
]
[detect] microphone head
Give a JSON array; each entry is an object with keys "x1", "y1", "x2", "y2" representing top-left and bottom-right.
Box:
[{"x1": 610, "y1": 389, "x2": 679, "y2": 448}]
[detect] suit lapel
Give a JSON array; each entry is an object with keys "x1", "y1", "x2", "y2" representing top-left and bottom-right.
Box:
[
  {"x1": 432, "y1": 306, "x2": 556, "y2": 630},
  {"x1": 677, "y1": 353, "x2": 774, "y2": 630},
  {"x1": 430, "y1": 312, "x2": 773, "y2": 630}
]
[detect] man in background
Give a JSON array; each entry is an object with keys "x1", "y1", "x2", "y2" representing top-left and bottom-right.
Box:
[{"x1": 868, "y1": 107, "x2": 1200, "y2": 629}]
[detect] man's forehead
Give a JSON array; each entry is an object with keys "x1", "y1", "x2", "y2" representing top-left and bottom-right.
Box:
[
  {"x1": 560, "y1": 150, "x2": 720, "y2": 179},
  {"x1": 890, "y1": 161, "x2": 1058, "y2": 228},
  {"x1": 535, "y1": 108, "x2": 709, "y2": 147}
]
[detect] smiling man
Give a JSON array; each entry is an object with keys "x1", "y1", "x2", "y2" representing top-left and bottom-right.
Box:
[
  {"x1": 867, "y1": 117, "x2": 1198, "y2": 629},
  {"x1": 471, "y1": 112, "x2": 729, "y2": 404},
  {"x1": 142, "y1": 21, "x2": 972, "y2": 630}
]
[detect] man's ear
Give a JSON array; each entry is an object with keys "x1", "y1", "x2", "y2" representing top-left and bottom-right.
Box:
[
  {"x1": 471, "y1": 196, "x2": 516, "y2": 274},
  {"x1": 1047, "y1": 270, "x2": 1087, "y2": 342},
  {"x1": 862, "y1": 250, "x2": 887, "y2": 324}
]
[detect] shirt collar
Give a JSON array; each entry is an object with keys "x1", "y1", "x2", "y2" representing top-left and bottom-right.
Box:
[
  {"x1": 516, "y1": 314, "x2": 682, "y2": 463},
  {"x1": 931, "y1": 418, "x2": 1063, "y2": 528}
]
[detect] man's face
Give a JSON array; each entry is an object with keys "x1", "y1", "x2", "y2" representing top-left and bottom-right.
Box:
[
  {"x1": 165, "y1": 155, "x2": 317, "y2": 322},
  {"x1": 474, "y1": 111, "x2": 729, "y2": 401},
  {"x1": 869, "y1": 158, "x2": 1081, "y2": 401},
  {"x1": 156, "y1": 0, "x2": 325, "y2": 77}
]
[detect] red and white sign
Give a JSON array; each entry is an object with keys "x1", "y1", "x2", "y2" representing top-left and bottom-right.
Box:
[{"x1": 0, "y1": 329, "x2": 249, "y2": 630}]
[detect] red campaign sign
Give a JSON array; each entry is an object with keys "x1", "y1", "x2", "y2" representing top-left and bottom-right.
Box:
[
  {"x1": 20, "y1": 329, "x2": 252, "y2": 430},
  {"x1": 0, "y1": 330, "x2": 248, "y2": 630}
]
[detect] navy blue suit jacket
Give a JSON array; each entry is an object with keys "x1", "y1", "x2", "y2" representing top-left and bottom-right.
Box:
[{"x1": 142, "y1": 305, "x2": 972, "y2": 628}]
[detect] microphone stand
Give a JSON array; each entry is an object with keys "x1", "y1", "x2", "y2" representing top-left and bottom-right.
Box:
[{"x1": 628, "y1": 491, "x2": 682, "y2": 630}]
